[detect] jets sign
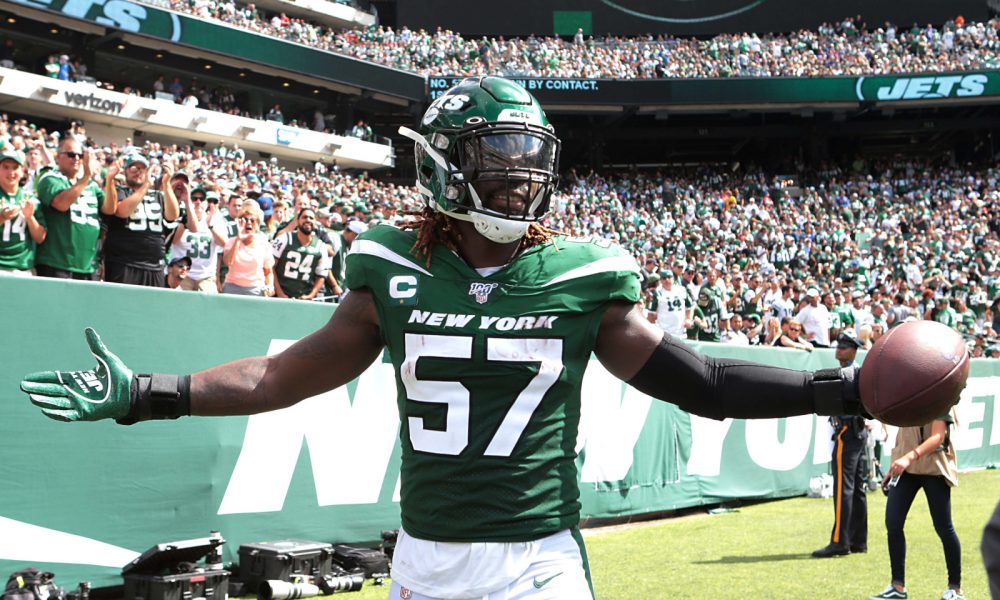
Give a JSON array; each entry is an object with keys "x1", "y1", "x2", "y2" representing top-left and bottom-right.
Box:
[{"x1": 856, "y1": 73, "x2": 990, "y2": 101}]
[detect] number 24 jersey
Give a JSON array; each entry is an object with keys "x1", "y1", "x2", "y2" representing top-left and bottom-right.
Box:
[{"x1": 344, "y1": 225, "x2": 640, "y2": 543}]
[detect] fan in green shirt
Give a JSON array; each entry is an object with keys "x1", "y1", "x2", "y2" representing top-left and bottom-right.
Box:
[
  {"x1": 932, "y1": 297, "x2": 960, "y2": 329},
  {"x1": 34, "y1": 139, "x2": 104, "y2": 277},
  {"x1": 695, "y1": 266, "x2": 725, "y2": 342},
  {"x1": 0, "y1": 147, "x2": 46, "y2": 272}
]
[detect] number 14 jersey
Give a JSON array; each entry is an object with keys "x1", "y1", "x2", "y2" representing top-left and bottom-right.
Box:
[{"x1": 344, "y1": 225, "x2": 640, "y2": 543}]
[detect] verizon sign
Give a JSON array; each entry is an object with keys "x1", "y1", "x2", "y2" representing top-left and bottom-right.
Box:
[{"x1": 60, "y1": 90, "x2": 125, "y2": 113}]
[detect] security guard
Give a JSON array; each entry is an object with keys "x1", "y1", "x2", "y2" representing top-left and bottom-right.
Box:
[{"x1": 813, "y1": 330, "x2": 868, "y2": 557}]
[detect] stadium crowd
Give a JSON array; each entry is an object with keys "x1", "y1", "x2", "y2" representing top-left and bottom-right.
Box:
[
  {"x1": 126, "y1": 3, "x2": 1000, "y2": 79},
  {"x1": 0, "y1": 113, "x2": 997, "y2": 354},
  {"x1": 12, "y1": 12, "x2": 999, "y2": 147}
]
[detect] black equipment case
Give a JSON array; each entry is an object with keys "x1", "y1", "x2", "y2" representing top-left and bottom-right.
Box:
[
  {"x1": 331, "y1": 546, "x2": 390, "y2": 580},
  {"x1": 121, "y1": 536, "x2": 229, "y2": 600},
  {"x1": 237, "y1": 540, "x2": 334, "y2": 589}
]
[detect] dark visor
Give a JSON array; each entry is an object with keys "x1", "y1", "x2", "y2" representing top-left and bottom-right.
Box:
[{"x1": 462, "y1": 132, "x2": 556, "y2": 175}]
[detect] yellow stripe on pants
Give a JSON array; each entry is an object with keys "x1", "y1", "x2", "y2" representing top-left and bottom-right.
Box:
[{"x1": 832, "y1": 425, "x2": 848, "y2": 543}]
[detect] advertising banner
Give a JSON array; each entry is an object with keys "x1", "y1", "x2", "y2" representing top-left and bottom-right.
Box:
[{"x1": 429, "y1": 72, "x2": 1000, "y2": 107}]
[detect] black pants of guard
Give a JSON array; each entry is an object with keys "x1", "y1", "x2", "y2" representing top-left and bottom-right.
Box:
[
  {"x1": 885, "y1": 472, "x2": 962, "y2": 588},
  {"x1": 829, "y1": 421, "x2": 867, "y2": 550}
]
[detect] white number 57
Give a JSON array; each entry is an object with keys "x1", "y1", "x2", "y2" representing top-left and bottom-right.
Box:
[{"x1": 401, "y1": 333, "x2": 564, "y2": 457}]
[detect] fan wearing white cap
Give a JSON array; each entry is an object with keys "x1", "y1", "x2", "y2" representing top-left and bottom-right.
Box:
[
  {"x1": 326, "y1": 218, "x2": 367, "y2": 298},
  {"x1": 796, "y1": 287, "x2": 832, "y2": 347},
  {"x1": 345, "y1": 220, "x2": 368, "y2": 236}
]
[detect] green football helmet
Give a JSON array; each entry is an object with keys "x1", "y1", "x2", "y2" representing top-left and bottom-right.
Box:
[{"x1": 399, "y1": 76, "x2": 561, "y2": 243}]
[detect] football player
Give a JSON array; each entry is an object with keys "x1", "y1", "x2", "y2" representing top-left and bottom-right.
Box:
[{"x1": 23, "y1": 77, "x2": 866, "y2": 600}]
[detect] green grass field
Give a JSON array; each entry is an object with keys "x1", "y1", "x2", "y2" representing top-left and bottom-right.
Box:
[
  {"x1": 585, "y1": 468, "x2": 998, "y2": 599},
  {"x1": 263, "y1": 469, "x2": 999, "y2": 599}
]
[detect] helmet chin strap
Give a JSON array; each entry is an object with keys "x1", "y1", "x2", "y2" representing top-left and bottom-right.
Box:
[
  {"x1": 428, "y1": 199, "x2": 529, "y2": 244},
  {"x1": 471, "y1": 212, "x2": 530, "y2": 244}
]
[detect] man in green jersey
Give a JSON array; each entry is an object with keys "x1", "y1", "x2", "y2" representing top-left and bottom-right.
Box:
[
  {"x1": 24, "y1": 78, "x2": 902, "y2": 600},
  {"x1": 930, "y1": 297, "x2": 960, "y2": 329},
  {"x1": 0, "y1": 147, "x2": 46, "y2": 274},
  {"x1": 695, "y1": 265, "x2": 725, "y2": 342},
  {"x1": 325, "y1": 219, "x2": 366, "y2": 300},
  {"x1": 272, "y1": 208, "x2": 330, "y2": 300},
  {"x1": 34, "y1": 137, "x2": 103, "y2": 280}
]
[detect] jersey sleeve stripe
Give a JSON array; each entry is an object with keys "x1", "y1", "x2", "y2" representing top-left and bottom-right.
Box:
[
  {"x1": 348, "y1": 238, "x2": 434, "y2": 276},
  {"x1": 541, "y1": 255, "x2": 640, "y2": 287}
]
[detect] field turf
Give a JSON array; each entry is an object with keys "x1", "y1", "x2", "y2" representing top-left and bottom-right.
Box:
[{"x1": 246, "y1": 469, "x2": 999, "y2": 599}]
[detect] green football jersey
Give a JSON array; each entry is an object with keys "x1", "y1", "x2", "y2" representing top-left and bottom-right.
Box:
[
  {"x1": 35, "y1": 170, "x2": 104, "y2": 273},
  {"x1": 272, "y1": 231, "x2": 329, "y2": 298},
  {"x1": 329, "y1": 232, "x2": 347, "y2": 284},
  {"x1": 0, "y1": 187, "x2": 44, "y2": 271},
  {"x1": 345, "y1": 226, "x2": 640, "y2": 543},
  {"x1": 696, "y1": 285, "x2": 723, "y2": 342}
]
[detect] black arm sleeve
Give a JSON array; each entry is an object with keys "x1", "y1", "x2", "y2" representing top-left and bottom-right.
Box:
[{"x1": 626, "y1": 333, "x2": 861, "y2": 421}]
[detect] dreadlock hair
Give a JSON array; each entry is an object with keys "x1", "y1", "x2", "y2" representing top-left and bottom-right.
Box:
[{"x1": 401, "y1": 207, "x2": 562, "y2": 266}]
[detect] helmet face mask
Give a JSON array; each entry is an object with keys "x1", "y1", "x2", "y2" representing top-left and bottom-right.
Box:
[
  {"x1": 401, "y1": 77, "x2": 561, "y2": 243},
  {"x1": 458, "y1": 124, "x2": 558, "y2": 220}
]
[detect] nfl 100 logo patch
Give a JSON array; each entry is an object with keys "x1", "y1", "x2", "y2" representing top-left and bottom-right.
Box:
[{"x1": 469, "y1": 282, "x2": 499, "y2": 304}]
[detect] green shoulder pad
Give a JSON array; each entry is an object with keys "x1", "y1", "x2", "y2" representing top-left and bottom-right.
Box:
[
  {"x1": 518, "y1": 235, "x2": 641, "y2": 305},
  {"x1": 344, "y1": 225, "x2": 426, "y2": 291}
]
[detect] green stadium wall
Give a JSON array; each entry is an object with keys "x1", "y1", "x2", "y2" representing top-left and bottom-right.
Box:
[{"x1": 1, "y1": 276, "x2": 997, "y2": 585}]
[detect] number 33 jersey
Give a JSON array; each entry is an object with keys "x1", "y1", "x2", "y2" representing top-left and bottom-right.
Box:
[{"x1": 345, "y1": 225, "x2": 640, "y2": 543}]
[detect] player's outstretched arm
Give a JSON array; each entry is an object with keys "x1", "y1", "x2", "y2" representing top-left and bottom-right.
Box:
[
  {"x1": 22, "y1": 289, "x2": 384, "y2": 423},
  {"x1": 191, "y1": 288, "x2": 383, "y2": 416},
  {"x1": 594, "y1": 301, "x2": 861, "y2": 421}
]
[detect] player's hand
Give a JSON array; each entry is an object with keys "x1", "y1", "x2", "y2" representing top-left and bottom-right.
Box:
[
  {"x1": 20, "y1": 200, "x2": 34, "y2": 220},
  {"x1": 21, "y1": 328, "x2": 133, "y2": 422},
  {"x1": 160, "y1": 161, "x2": 174, "y2": 183}
]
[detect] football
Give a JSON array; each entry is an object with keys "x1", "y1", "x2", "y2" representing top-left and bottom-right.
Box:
[{"x1": 859, "y1": 320, "x2": 970, "y2": 426}]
